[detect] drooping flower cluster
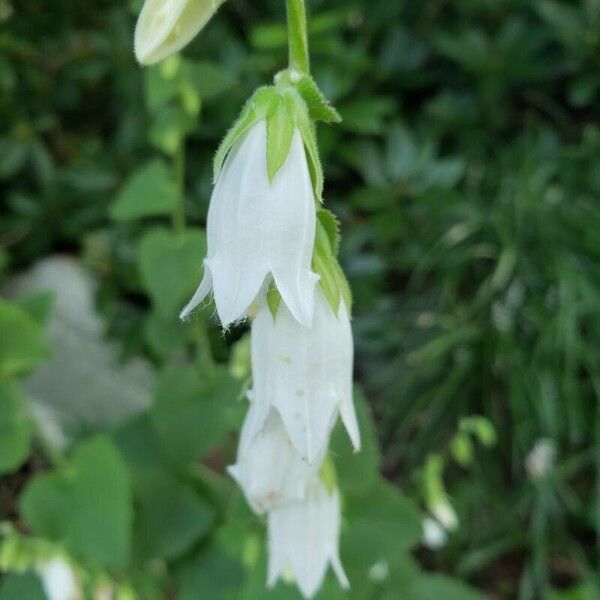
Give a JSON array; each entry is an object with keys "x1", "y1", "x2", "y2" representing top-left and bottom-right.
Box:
[
  {"x1": 182, "y1": 98, "x2": 360, "y2": 597},
  {"x1": 134, "y1": 2, "x2": 358, "y2": 597}
]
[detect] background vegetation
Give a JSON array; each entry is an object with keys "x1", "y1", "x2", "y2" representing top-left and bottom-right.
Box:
[{"x1": 1, "y1": 0, "x2": 599, "y2": 598}]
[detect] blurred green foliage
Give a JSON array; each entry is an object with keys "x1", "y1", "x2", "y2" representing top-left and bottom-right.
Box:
[{"x1": 1, "y1": 0, "x2": 599, "y2": 598}]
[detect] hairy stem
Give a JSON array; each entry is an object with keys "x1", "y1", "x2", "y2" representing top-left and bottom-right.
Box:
[{"x1": 286, "y1": 0, "x2": 310, "y2": 74}]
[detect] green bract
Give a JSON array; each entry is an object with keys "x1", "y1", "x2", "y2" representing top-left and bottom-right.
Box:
[
  {"x1": 312, "y1": 209, "x2": 352, "y2": 314},
  {"x1": 212, "y1": 78, "x2": 338, "y2": 201}
]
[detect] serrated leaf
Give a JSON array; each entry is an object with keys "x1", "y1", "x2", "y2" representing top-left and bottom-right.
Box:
[
  {"x1": 110, "y1": 160, "x2": 178, "y2": 221},
  {"x1": 20, "y1": 436, "x2": 133, "y2": 569},
  {"x1": 0, "y1": 380, "x2": 31, "y2": 474},
  {"x1": 138, "y1": 227, "x2": 206, "y2": 319},
  {"x1": 296, "y1": 75, "x2": 341, "y2": 123},
  {"x1": 266, "y1": 94, "x2": 295, "y2": 183},
  {"x1": 0, "y1": 299, "x2": 50, "y2": 378}
]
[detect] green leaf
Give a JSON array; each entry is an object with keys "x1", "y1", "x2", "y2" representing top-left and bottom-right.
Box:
[
  {"x1": 149, "y1": 105, "x2": 196, "y2": 155},
  {"x1": 151, "y1": 366, "x2": 243, "y2": 464},
  {"x1": 331, "y1": 390, "x2": 380, "y2": 494},
  {"x1": 110, "y1": 160, "x2": 178, "y2": 221},
  {"x1": 178, "y1": 544, "x2": 244, "y2": 600},
  {"x1": 342, "y1": 484, "x2": 423, "y2": 597},
  {"x1": 138, "y1": 227, "x2": 206, "y2": 319},
  {"x1": 0, "y1": 573, "x2": 46, "y2": 600},
  {"x1": 0, "y1": 298, "x2": 50, "y2": 377},
  {"x1": 144, "y1": 59, "x2": 183, "y2": 112},
  {"x1": 15, "y1": 292, "x2": 55, "y2": 327},
  {"x1": 186, "y1": 61, "x2": 236, "y2": 101},
  {"x1": 0, "y1": 380, "x2": 31, "y2": 475},
  {"x1": 266, "y1": 94, "x2": 295, "y2": 183},
  {"x1": 133, "y1": 468, "x2": 214, "y2": 561},
  {"x1": 111, "y1": 413, "x2": 168, "y2": 469},
  {"x1": 296, "y1": 75, "x2": 341, "y2": 123},
  {"x1": 338, "y1": 97, "x2": 395, "y2": 135},
  {"x1": 402, "y1": 575, "x2": 483, "y2": 600},
  {"x1": 20, "y1": 436, "x2": 133, "y2": 569},
  {"x1": 144, "y1": 310, "x2": 188, "y2": 358}
]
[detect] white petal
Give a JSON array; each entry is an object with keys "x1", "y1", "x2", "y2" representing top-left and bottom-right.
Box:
[
  {"x1": 182, "y1": 121, "x2": 318, "y2": 327},
  {"x1": 251, "y1": 294, "x2": 339, "y2": 463},
  {"x1": 228, "y1": 409, "x2": 320, "y2": 513},
  {"x1": 267, "y1": 481, "x2": 347, "y2": 599},
  {"x1": 179, "y1": 264, "x2": 212, "y2": 320},
  {"x1": 251, "y1": 289, "x2": 358, "y2": 462},
  {"x1": 268, "y1": 131, "x2": 319, "y2": 327},
  {"x1": 134, "y1": 0, "x2": 222, "y2": 65},
  {"x1": 38, "y1": 558, "x2": 79, "y2": 600},
  {"x1": 335, "y1": 300, "x2": 361, "y2": 451}
]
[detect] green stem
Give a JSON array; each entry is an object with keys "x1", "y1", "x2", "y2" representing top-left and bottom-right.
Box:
[
  {"x1": 194, "y1": 317, "x2": 216, "y2": 378},
  {"x1": 172, "y1": 142, "x2": 186, "y2": 233},
  {"x1": 285, "y1": 0, "x2": 310, "y2": 74}
]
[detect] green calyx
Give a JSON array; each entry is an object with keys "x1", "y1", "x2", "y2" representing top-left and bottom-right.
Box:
[
  {"x1": 312, "y1": 209, "x2": 352, "y2": 314},
  {"x1": 213, "y1": 73, "x2": 340, "y2": 200},
  {"x1": 318, "y1": 455, "x2": 338, "y2": 494},
  {"x1": 266, "y1": 282, "x2": 282, "y2": 320}
]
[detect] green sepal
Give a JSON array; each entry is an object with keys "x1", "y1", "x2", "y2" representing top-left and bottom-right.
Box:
[
  {"x1": 266, "y1": 282, "x2": 281, "y2": 319},
  {"x1": 316, "y1": 208, "x2": 341, "y2": 256},
  {"x1": 266, "y1": 93, "x2": 296, "y2": 183},
  {"x1": 287, "y1": 89, "x2": 324, "y2": 201},
  {"x1": 318, "y1": 455, "x2": 338, "y2": 494},
  {"x1": 213, "y1": 86, "x2": 277, "y2": 182},
  {"x1": 296, "y1": 75, "x2": 341, "y2": 124},
  {"x1": 312, "y1": 211, "x2": 352, "y2": 314}
]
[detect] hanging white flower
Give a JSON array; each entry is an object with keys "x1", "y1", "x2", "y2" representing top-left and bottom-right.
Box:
[
  {"x1": 134, "y1": 0, "x2": 225, "y2": 65},
  {"x1": 37, "y1": 557, "x2": 80, "y2": 600},
  {"x1": 228, "y1": 406, "x2": 321, "y2": 514},
  {"x1": 181, "y1": 119, "x2": 318, "y2": 328},
  {"x1": 247, "y1": 287, "x2": 360, "y2": 464},
  {"x1": 267, "y1": 480, "x2": 349, "y2": 599}
]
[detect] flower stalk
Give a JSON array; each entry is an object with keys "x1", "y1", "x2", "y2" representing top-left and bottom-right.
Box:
[{"x1": 285, "y1": 0, "x2": 310, "y2": 75}]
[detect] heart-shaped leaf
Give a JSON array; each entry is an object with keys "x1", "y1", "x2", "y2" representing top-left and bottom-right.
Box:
[
  {"x1": 138, "y1": 227, "x2": 206, "y2": 319},
  {"x1": 20, "y1": 437, "x2": 133, "y2": 569}
]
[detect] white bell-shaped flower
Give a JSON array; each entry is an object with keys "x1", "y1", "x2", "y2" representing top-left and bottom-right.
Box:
[
  {"x1": 228, "y1": 406, "x2": 321, "y2": 514},
  {"x1": 37, "y1": 557, "x2": 80, "y2": 600},
  {"x1": 267, "y1": 480, "x2": 349, "y2": 599},
  {"x1": 181, "y1": 120, "x2": 319, "y2": 328},
  {"x1": 248, "y1": 287, "x2": 360, "y2": 464},
  {"x1": 135, "y1": 0, "x2": 223, "y2": 65}
]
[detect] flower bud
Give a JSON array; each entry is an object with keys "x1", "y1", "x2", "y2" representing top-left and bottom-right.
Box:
[{"x1": 135, "y1": 0, "x2": 225, "y2": 65}]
